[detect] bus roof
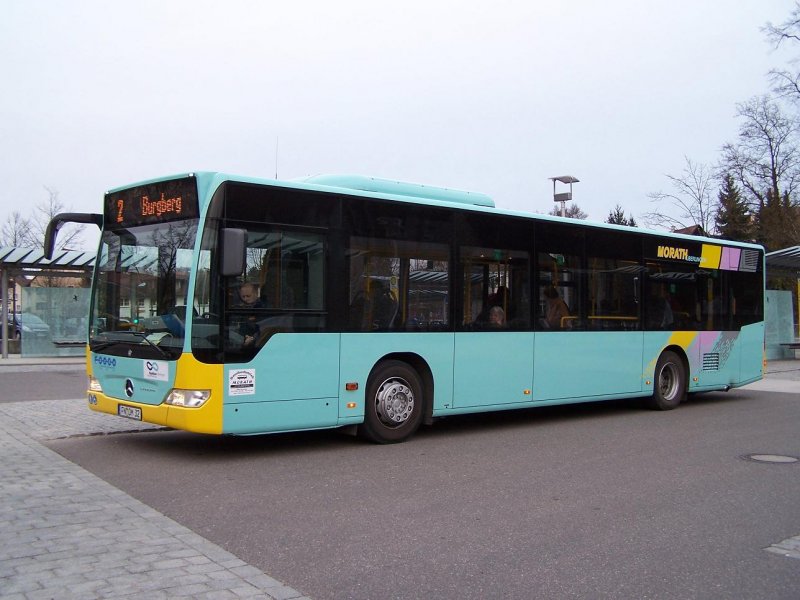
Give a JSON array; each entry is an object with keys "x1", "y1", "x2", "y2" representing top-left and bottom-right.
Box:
[
  {"x1": 299, "y1": 174, "x2": 495, "y2": 208},
  {"x1": 108, "y1": 172, "x2": 764, "y2": 252}
]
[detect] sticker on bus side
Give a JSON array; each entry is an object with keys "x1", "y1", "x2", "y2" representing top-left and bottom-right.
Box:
[
  {"x1": 144, "y1": 360, "x2": 168, "y2": 381},
  {"x1": 229, "y1": 369, "x2": 256, "y2": 396}
]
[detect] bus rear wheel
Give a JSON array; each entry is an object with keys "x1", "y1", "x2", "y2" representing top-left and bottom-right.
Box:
[
  {"x1": 647, "y1": 350, "x2": 687, "y2": 410},
  {"x1": 360, "y1": 360, "x2": 424, "y2": 444}
]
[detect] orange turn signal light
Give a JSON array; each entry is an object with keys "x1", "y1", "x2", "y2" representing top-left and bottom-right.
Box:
[
  {"x1": 345, "y1": 382, "x2": 359, "y2": 391},
  {"x1": 346, "y1": 402, "x2": 357, "y2": 409}
]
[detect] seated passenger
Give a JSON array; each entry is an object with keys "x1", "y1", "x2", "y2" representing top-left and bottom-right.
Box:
[
  {"x1": 368, "y1": 281, "x2": 398, "y2": 330},
  {"x1": 235, "y1": 282, "x2": 264, "y2": 346},
  {"x1": 647, "y1": 293, "x2": 674, "y2": 330},
  {"x1": 489, "y1": 306, "x2": 506, "y2": 328},
  {"x1": 543, "y1": 286, "x2": 570, "y2": 329}
]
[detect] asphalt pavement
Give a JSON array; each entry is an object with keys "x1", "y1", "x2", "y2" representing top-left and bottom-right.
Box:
[{"x1": 0, "y1": 356, "x2": 798, "y2": 599}]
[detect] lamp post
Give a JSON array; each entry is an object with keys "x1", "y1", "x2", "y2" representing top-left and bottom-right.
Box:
[{"x1": 549, "y1": 175, "x2": 579, "y2": 217}]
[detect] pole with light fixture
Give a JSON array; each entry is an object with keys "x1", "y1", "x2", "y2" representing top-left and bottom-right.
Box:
[{"x1": 549, "y1": 175, "x2": 579, "y2": 217}]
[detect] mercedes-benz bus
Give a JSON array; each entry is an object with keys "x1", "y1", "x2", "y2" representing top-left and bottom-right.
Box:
[{"x1": 46, "y1": 172, "x2": 765, "y2": 443}]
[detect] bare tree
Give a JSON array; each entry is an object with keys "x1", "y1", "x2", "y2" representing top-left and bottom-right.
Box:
[
  {"x1": 644, "y1": 157, "x2": 717, "y2": 233},
  {"x1": 720, "y1": 95, "x2": 800, "y2": 207},
  {"x1": 28, "y1": 187, "x2": 85, "y2": 251},
  {"x1": 758, "y1": 3, "x2": 800, "y2": 283},
  {"x1": 1, "y1": 185, "x2": 88, "y2": 256},
  {"x1": 764, "y1": 3, "x2": 800, "y2": 100},
  {"x1": 0, "y1": 211, "x2": 35, "y2": 247}
]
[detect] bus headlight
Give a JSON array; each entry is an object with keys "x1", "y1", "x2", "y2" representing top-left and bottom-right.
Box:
[
  {"x1": 165, "y1": 389, "x2": 211, "y2": 408},
  {"x1": 88, "y1": 376, "x2": 103, "y2": 393}
]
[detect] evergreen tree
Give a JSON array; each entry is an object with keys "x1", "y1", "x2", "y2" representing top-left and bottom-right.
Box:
[
  {"x1": 757, "y1": 188, "x2": 800, "y2": 252},
  {"x1": 606, "y1": 204, "x2": 637, "y2": 227},
  {"x1": 715, "y1": 174, "x2": 753, "y2": 241}
]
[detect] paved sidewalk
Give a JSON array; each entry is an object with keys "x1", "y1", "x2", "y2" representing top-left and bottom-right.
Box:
[
  {"x1": 0, "y1": 381, "x2": 309, "y2": 598},
  {"x1": 0, "y1": 355, "x2": 85, "y2": 373},
  {"x1": 741, "y1": 359, "x2": 800, "y2": 393}
]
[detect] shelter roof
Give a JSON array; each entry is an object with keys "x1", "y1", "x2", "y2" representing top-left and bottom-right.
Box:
[
  {"x1": 0, "y1": 246, "x2": 95, "y2": 271},
  {"x1": 766, "y1": 246, "x2": 800, "y2": 272}
]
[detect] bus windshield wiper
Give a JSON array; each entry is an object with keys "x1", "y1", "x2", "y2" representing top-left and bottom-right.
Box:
[
  {"x1": 128, "y1": 331, "x2": 170, "y2": 358},
  {"x1": 89, "y1": 340, "x2": 119, "y2": 352}
]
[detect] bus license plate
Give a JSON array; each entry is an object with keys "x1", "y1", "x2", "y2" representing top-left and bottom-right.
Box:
[{"x1": 117, "y1": 404, "x2": 142, "y2": 421}]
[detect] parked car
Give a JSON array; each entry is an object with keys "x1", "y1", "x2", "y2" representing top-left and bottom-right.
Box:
[
  {"x1": 63, "y1": 316, "x2": 88, "y2": 337},
  {"x1": 5, "y1": 313, "x2": 51, "y2": 340}
]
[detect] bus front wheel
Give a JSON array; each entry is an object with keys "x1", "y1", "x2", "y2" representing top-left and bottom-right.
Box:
[
  {"x1": 647, "y1": 350, "x2": 687, "y2": 410},
  {"x1": 360, "y1": 360, "x2": 424, "y2": 444}
]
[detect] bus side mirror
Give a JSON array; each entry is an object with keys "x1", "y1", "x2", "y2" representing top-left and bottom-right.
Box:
[
  {"x1": 221, "y1": 228, "x2": 247, "y2": 276},
  {"x1": 44, "y1": 212, "x2": 103, "y2": 259}
]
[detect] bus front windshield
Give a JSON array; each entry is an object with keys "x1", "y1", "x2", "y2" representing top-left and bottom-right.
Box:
[{"x1": 89, "y1": 219, "x2": 198, "y2": 359}]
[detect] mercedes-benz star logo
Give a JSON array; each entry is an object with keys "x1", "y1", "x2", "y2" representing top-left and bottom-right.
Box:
[{"x1": 125, "y1": 379, "x2": 135, "y2": 398}]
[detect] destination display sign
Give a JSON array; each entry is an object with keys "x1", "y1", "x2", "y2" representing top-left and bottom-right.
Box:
[{"x1": 104, "y1": 176, "x2": 199, "y2": 227}]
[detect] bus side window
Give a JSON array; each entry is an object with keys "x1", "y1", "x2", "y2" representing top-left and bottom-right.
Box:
[
  {"x1": 535, "y1": 223, "x2": 584, "y2": 331},
  {"x1": 460, "y1": 247, "x2": 529, "y2": 331},
  {"x1": 535, "y1": 252, "x2": 581, "y2": 330},
  {"x1": 585, "y1": 230, "x2": 641, "y2": 331},
  {"x1": 348, "y1": 236, "x2": 449, "y2": 332},
  {"x1": 645, "y1": 261, "x2": 699, "y2": 331},
  {"x1": 645, "y1": 279, "x2": 674, "y2": 330}
]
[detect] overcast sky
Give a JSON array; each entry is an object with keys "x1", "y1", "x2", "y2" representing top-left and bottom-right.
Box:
[{"x1": 1, "y1": 0, "x2": 795, "y2": 247}]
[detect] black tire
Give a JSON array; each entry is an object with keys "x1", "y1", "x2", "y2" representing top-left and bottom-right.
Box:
[
  {"x1": 646, "y1": 350, "x2": 687, "y2": 410},
  {"x1": 359, "y1": 360, "x2": 424, "y2": 444}
]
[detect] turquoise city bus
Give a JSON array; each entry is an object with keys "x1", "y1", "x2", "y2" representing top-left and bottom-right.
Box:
[{"x1": 46, "y1": 172, "x2": 765, "y2": 443}]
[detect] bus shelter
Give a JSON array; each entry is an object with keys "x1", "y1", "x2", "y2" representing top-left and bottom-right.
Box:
[
  {"x1": 0, "y1": 246, "x2": 95, "y2": 359},
  {"x1": 766, "y1": 246, "x2": 800, "y2": 359}
]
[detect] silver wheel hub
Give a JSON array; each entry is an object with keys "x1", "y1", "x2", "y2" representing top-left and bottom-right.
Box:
[
  {"x1": 375, "y1": 378, "x2": 414, "y2": 426},
  {"x1": 659, "y1": 363, "x2": 679, "y2": 400}
]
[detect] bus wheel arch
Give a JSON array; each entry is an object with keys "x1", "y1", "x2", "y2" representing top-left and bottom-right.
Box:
[
  {"x1": 647, "y1": 347, "x2": 688, "y2": 410},
  {"x1": 359, "y1": 354, "x2": 431, "y2": 444}
]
